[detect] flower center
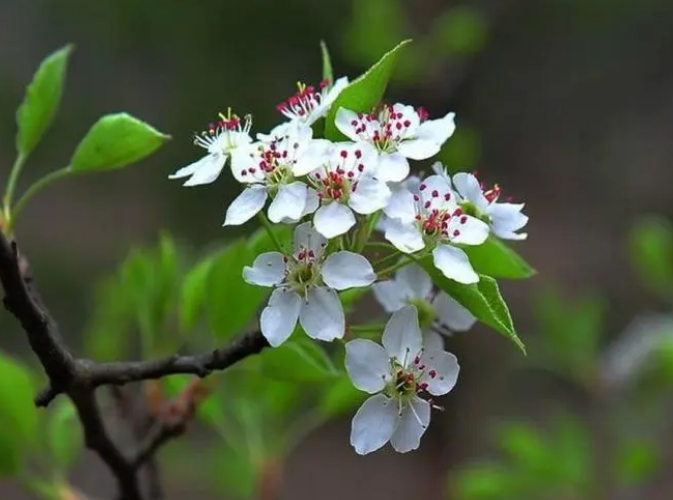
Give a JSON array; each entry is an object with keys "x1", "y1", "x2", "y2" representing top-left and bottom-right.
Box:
[
  {"x1": 311, "y1": 148, "x2": 367, "y2": 203},
  {"x1": 239, "y1": 138, "x2": 297, "y2": 192},
  {"x1": 348, "y1": 104, "x2": 413, "y2": 154},
  {"x1": 414, "y1": 182, "x2": 468, "y2": 243},
  {"x1": 385, "y1": 355, "x2": 433, "y2": 404},
  {"x1": 285, "y1": 247, "x2": 322, "y2": 296},
  {"x1": 276, "y1": 80, "x2": 331, "y2": 120},
  {"x1": 195, "y1": 109, "x2": 252, "y2": 154}
]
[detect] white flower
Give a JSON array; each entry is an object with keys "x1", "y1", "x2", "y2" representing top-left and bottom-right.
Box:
[
  {"x1": 373, "y1": 263, "x2": 476, "y2": 340},
  {"x1": 305, "y1": 142, "x2": 392, "y2": 238},
  {"x1": 335, "y1": 104, "x2": 455, "y2": 183},
  {"x1": 345, "y1": 305, "x2": 460, "y2": 455},
  {"x1": 277, "y1": 77, "x2": 349, "y2": 126},
  {"x1": 243, "y1": 223, "x2": 376, "y2": 346},
  {"x1": 169, "y1": 113, "x2": 253, "y2": 187},
  {"x1": 383, "y1": 174, "x2": 489, "y2": 284},
  {"x1": 224, "y1": 123, "x2": 332, "y2": 226},
  {"x1": 375, "y1": 174, "x2": 422, "y2": 233},
  {"x1": 433, "y1": 163, "x2": 528, "y2": 241}
]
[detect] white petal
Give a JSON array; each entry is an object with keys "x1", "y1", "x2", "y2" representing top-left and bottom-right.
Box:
[
  {"x1": 382, "y1": 305, "x2": 423, "y2": 364},
  {"x1": 293, "y1": 222, "x2": 327, "y2": 258},
  {"x1": 293, "y1": 139, "x2": 332, "y2": 176},
  {"x1": 350, "y1": 394, "x2": 397, "y2": 455},
  {"x1": 302, "y1": 187, "x2": 320, "y2": 217},
  {"x1": 432, "y1": 293, "x2": 476, "y2": 332},
  {"x1": 419, "y1": 350, "x2": 460, "y2": 396},
  {"x1": 168, "y1": 155, "x2": 206, "y2": 179},
  {"x1": 242, "y1": 252, "x2": 286, "y2": 286},
  {"x1": 267, "y1": 182, "x2": 308, "y2": 223},
  {"x1": 397, "y1": 138, "x2": 440, "y2": 161},
  {"x1": 396, "y1": 264, "x2": 432, "y2": 300},
  {"x1": 384, "y1": 219, "x2": 425, "y2": 254},
  {"x1": 432, "y1": 245, "x2": 479, "y2": 284},
  {"x1": 322, "y1": 251, "x2": 376, "y2": 290},
  {"x1": 423, "y1": 331, "x2": 445, "y2": 352},
  {"x1": 349, "y1": 175, "x2": 392, "y2": 215},
  {"x1": 178, "y1": 154, "x2": 226, "y2": 186},
  {"x1": 488, "y1": 203, "x2": 528, "y2": 240},
  {"x1": 416, "y1": 111, "x2": 456, "y2": 147},
  {"x1": 383, "y1": 188, "x2": 416, "y2": 224},
  {"x1": 223, "y1": 186, "x2": 268, "y2": 226},
  {"x1": 345, "y1": 339, "x2": 391, "y2": 393},
  {"x1": 230, "y1": 145, "x2": 258, "y2": 183},
  {"x1": 452, "y1": 172, "x2": 488, "y2": 210},
  {"x1": 372, "y1": 281, "x2": 409, "y2": 313},
  {"x1": 376, "y1": 152, "x2": 410, "y2": 183},
  {"x1": 448, "y1": 215, "x2": 489, "y2": 246},
  {"x1": 389, "y1": 397, "x2": 430, "y2": 453},
  {"x1": 335, "y1": 108, "x2": 362, "y2": 142},
  {"x1": 260, "y1": 288, "x2": 301, "y2": 347},
  {"x1": 314, "y1": 202, "x2": 356, "y2": 239},
  {"x1": 299, "y1": 286, "x2": 345, "y2": 341}
]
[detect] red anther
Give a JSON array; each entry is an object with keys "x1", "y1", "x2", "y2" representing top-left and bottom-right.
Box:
[
  {"x1": 418, "y1": 364, "x2": 426, "y2": 370},
  {"x1": 340, "y1": 150, "x2": 348, "y2": 158},
  {"x1": 395, "y1": 122, "x2": 402, "y2": 130},
  {"x1": 283, "y1": 256, "x2": 289, "y2": 263},
  {"x1": 460, "y1": 215, "x2": 468, "y2": 224},
  {"x1": 347, "y1": 171, "x2": 355, "y2": 178},
  {"x1": 403, "y1": 120, "x2": 411, "y2": 127},
  {"x1": 429, "y1": 370, "x2": 437, "y2": 378},
  {"x1": 354, "y1": 149, "x2": 362, "y2": 159},
  {"x1": 432, "y1": 190, "x2": 439, "y2": 198},
  {"x1": 351, "y1": 120, "x2": 358, "y2": 127},
  {"x1": 415, "y1": 214, "x2": 422, "y2": 221},
  {"x1": 357, "y1": 164, "x2": 365, "y2": 172},
  {"x1": 419, "y1": 184, "x2": 426, "y2": 191},
  {"x1": 453, "y1": 208, "x2": 463, "y2": 216},
  {"x1": 424, "y1": 201, "x2": 431, "y2": 209},
  {"x1": 240, "y1": 170, "x2": 247, "y2": 176},
  {"x1": 308, "y1": 250, "x2": 315, "y2": 258},
  {"x1": 419, "y1": 382, "x2": 428, "y2": 391},
  {"x1": 417, "y1": 107, "x2": 429, "y2": 122},
  {"x1": 444, "y1": 193, "x2": 451, "y2": 201},
  {"x1": 314, "y1": 172, "x2": 321, "y2": 179},
  {"x1": 248, "y1": 168, "x2": 256, "y2": 174},
  {"x1": 453, "y1": 229, "x2": 460, "y2": 237},
  {"x1": 414, "y1": 356, "x2": 421, "y2": 365}
]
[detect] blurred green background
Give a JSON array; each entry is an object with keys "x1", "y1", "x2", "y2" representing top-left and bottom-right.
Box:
[{"x1": 3, "y1": 0, "x2": 673, "y2": 499}]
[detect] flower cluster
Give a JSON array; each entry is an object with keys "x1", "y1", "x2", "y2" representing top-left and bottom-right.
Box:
[{"x1": 170, "y1": 67, "x2": 528, "y2": 455}]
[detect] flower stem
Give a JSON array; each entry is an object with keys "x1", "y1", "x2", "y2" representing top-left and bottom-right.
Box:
[
  {"x1": 372, "y1": 250, "x2": 402, "y2": 270},
  {"x1": 3, "y1": 153, "x2": 26, "y2": 215},
  {"x1": 349, "y1": 322, "x2": 387, "y2": 334},
  {"x1": 7, "y1": 167, "x2": 72, "y2": 232},
  {"x1": 257, "y1": 211, "x2": 284, "y2": 253},
  {"x1": 355, "y1": 212, "x2": 380, "y2": 252},
  {"x1": 376, "y1": 255, "x2": 412, "y2": 279}
]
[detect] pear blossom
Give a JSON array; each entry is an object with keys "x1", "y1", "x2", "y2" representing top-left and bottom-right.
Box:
[
  {"x1": 224, "y1": 123, "x2": 332, "y2": 226},
  {"x1": 383, "y1": 174, "x2": 489, "y2": 284},
  {"x1": 305, "y1": 142, "x2": 392, "y2": 238},
  {"x1": 345, "y1": 305, "x2": 460, "y2": 454},
  {"x1": 375, "y1": 173, "x2": 422, "y2": 233},
  {"x1": 432, "y1": 162, "x2": 528, "y2": 241},
  {"x1": 243, "y1": 223, "x2": 376, "y2": 346},
  {"x1": 373, "y1": 263, "x2": 476, "y2": 340},
  {"x1": 169, "y1": 112, "x2": 252, "y2": 187},
  {"x1": 335, "y1": 104, "x2": 455, "y2": 183},
  {"x1": 277, "y1": 77, "x2": 349, "y2": 125}
]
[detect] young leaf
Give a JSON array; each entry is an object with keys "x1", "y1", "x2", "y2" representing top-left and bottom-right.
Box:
[
  {"x1": 320, "y1": 40, "x2": 334, "y2": 83},
  {"x1": 16, "y1": 45, "x2": 72, "y2": 158},
  {"x1": 180, "y1": 255, "x2": 217, "y2": 331},
  {"x1": 0, "y1": 351, "x2": 38, "y2": 477},
  {"x1": 462, "y1": 237, "x2": 535, "y2": 279},
  {"x1": 261, "y1": 336, "x2": 337, "y2": 382},
  {"x1": 420, "y1": 258, "x2": 524, "y2": 353},
  {"x1": 628, "y1": 216, "x2": 673, "y2": 299},
  {"x1": 70, "y1": 113, "x2": 169, "y2": 172},
  {"x1": 206, "y1": 240, "x2": 268, "y2": 340},
  {"x1": 319, "y1": 374, "x2": 366, "y2": 417},
  {"x1": 47, "y1": 398, "x2": 83, "y2": 472},
  {"x1": 324, "y1": 39, "x2": 411, "y2": 141}
]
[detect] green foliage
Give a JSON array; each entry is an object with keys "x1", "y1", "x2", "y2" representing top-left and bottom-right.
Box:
[
  {"x1": 70, "y1": 113, "x2": 170, "y2": 172},
  {"x1": 46, "y1": 398, "x2": 82, "y2": 473},
  {"x1": 0, "y1": 351, "x2": 38, "y2": 478},
  {"x1": 614, "y1": 438, "x2": 659, "y2": 486},
  {"x1": 206, "y1": 239, "x2": 268, "y2": 340},
  {"x1": 462, "y1": 236, "x2": 536, "y2": 280},
  {"x1": 209, "y1": 445, "x2": 258, "y2": 499},
  {"x1": 319, "y1": 373, "x2": 367, "y2": 418},
  {"x1": 435, "y1": 126, "x2": 482, "y2": 173},
  {"x1": 320, "y1": 40, "x2": 333, "y2": 84},
  {"x1": 261, "y1": 335, "x2": 337, "y2": 382},
  {"x1": 629, "y1": 216, "x2": 673, "y2": 300},
  {"x1": 420, "y1": 258, "x2": 524, "y2": 353},
  {"x1": 433, "y1": 7, "x2": 488, "y2": 56},
  {"x1": 179, "y1": 254, "x2": 217, "y2": 331},
  {"x1": 15, "y1": 45, "x2": 72, "y2": 158},
  {"x1": 324, "y1": 40, "x2": 411, "y2": 140},
  {"x1": 453, "y1": 464, "x2": 515, "y2": 500}
]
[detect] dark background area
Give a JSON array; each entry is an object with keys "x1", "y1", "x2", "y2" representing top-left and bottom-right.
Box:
[{"x1": 2, "y1": 0, "x2": 673, "y2": 498}]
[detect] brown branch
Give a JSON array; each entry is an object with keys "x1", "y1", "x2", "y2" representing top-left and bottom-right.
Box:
[{"x1": 0, "y1": 230, "x2": 269, "y2": 500}]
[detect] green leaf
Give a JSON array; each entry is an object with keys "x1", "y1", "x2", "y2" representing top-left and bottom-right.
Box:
[
  {"x1": 339, "y1": 287, "x2": 370, "y2": 314},
  {"x1": 0, "y1": 351, "x2": 38, "y2": 477},
  {"x1": 324, "y1": 40, "x2": 411, "y2": 141},
  {"x1": 320, "y1": 40, "x2": 333, "y2": 84},
  {"x1": 628, "y1": 216, "x2": 673, "y2": 299},
  {"x1": 615, "y1": 439, "x2": 659, "y2": 486},
  {"x1": 261, "y1": 336, "x2": 337, "y2": 382},
  {"x1": 462, "y1": 237, "x2": 535, "y2": 279},
  {"x1": 319, "y1": 375, "x2": 366, "y2": 417},
  {"x1": 209, "y1": 445, "x2": 258, "y2": 499},
  {"x1": 70, "y1": 113, "x2": 169, "y2": 172},
  {"x1": 452, "y1": 464, "x2": 515, "y2": 500},
  {"x1": 248, "y1": 225, "x2": 293, "y2": 255},
  {"x1": 16, "y1": 45, "x2": 72, "y2": 157},
  {"x1": 180, "y1": 255, "x2": 217, "y2": 331},
  {"x1": 420, "y1": 258, "x2": 524, "y2": 353},
  {"x1": 432, "y1": 7, "x2": 489, "y2": 56},
  {"x1": 47, "y1": 398, "x2": 82, "y2": 472},
  {"x1": 206, "y1": 240, "x2": 268, "y2": 340}
]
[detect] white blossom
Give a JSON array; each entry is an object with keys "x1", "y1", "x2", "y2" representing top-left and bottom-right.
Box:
[
  {"x1": 169, "y1": 113, "x2": 252, "y2": 187},
  {"x1": 305, "y1": 142, "x2": 391, "y2": 238},
  {"x1": 373, "y1": 263, "x2": 476, "y2": 342},
  {"x1": 383, "y1": 174, "x2": 489, "y2": 284},
  {"x1": 243, "y1": 223, "x2": 376, "y2": 346},
  {"x1": 277, "y1": 77, "x2": 349, "y2": 126},
  {"x1": 335, "y1": 104, "x2": 455, "y2": 183},
  {"x1": 224, "y1": 123, "x2": 332, "y2": 226},
  {"x1": 345, "y1": 305, "x2": 460, "y2": 454},
  {"x1": 432, "y1": 162, "x2": 528, "y2": 241}
]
